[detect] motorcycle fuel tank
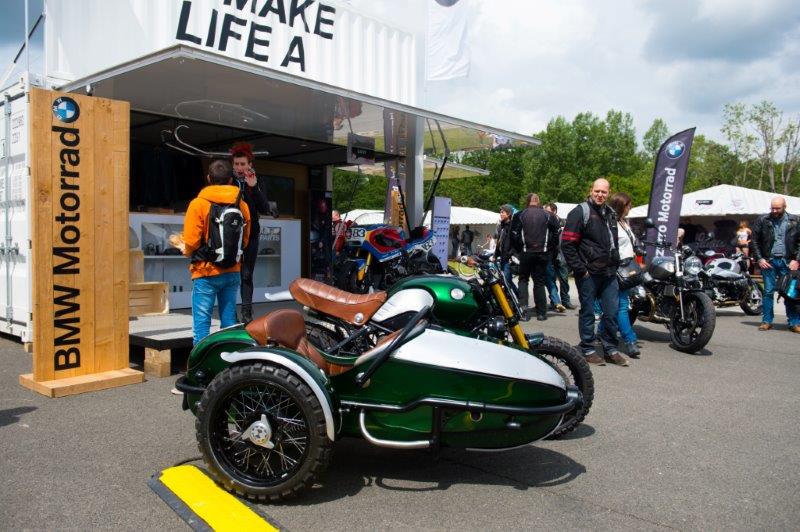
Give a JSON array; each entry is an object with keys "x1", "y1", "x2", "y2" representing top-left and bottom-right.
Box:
[{"x1": 389, "y1": 275, "x2": 480, "y2": 323}]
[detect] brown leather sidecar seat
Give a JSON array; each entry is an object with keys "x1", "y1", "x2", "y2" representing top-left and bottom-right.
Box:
[
  {"x1": 245, "y1": 308, "x2": 352, "y2": 376},
  {"x1": 289, "y1": 278, "x2": 387, "y2": 326}
]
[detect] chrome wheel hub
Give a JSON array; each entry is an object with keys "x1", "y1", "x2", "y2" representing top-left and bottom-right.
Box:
[{"x1": 242, "y1": 414, "x2": 275, "y2": 449}]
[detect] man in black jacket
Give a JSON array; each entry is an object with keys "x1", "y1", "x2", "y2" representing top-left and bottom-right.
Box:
[
  {"x1": 511, "y1": 193, "x2": 560, "y2": 321},
  {"x1": 750, "y1": 196, "x2": 800, "y2": 333},
  {"x1": 230, "y1": 143, "x2": 272, "y2": 323},
  {"x1": 561, "y1": 178, "x2": 626, "y2": 366},
  {"x1": 495, "y1": 205, "x2": 517, "y2": 293}
]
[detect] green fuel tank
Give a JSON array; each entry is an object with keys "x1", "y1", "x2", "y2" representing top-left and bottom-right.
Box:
[{"x1": 388, "y1": 274, "x2": 481, "y2": 324}]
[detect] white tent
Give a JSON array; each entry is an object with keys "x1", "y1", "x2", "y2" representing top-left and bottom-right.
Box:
[
  {"x1": 342, "y1": 207, "x2": 500, "y2": 227},
  {"x1": 628, "y1": 184, "x2": 800, "y2": 219}
]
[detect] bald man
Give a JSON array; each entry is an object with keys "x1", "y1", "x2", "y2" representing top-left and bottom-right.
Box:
[
  {"x1": 750, "y1": 196, "x2": 800, "y2": 333},
  {"x1": 562, "y1": 178, "x2": 627, "y2": 365}
]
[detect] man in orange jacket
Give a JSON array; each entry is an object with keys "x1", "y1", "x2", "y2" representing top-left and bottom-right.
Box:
[{"x1": 183, "y1": 160, "x2": 251, "y2": 344}]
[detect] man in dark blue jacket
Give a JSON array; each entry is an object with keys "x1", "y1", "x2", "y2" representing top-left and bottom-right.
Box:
[
  {"x1": 561, "y1": 178, "x2": 626, "y2": 366},
  {"x1": 511, "y1": 193, "x2": 560, "y2": 321},
  {"x1": 751, "y1": 196, "x2": 800, "y2": 333}
]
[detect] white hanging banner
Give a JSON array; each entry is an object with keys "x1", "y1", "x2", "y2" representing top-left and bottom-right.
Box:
[{"x1": 426, "y1": 0, "x2": 471, "y2": 81}]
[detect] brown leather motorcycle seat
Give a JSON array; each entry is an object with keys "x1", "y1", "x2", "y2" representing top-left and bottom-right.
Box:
[
  {"x1": 289, "y1": 278, "x2": 387, "y2": 326},
  {"x1": 245, "y1": 308, "x2": 351, "y2": 376}
]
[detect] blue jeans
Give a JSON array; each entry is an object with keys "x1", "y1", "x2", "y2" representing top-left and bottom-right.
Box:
[
  {"x1": 192, "y1": 272, "x2": 241, "y2": 345},
  {"x1": 500, "y1": 259, "x2": 518, "y2": 293},
  {"x1": 576, "y1": 273, "x2": 619, "y2": 355},
  {"x1": 762, "y1": 258, "x2": 800, "y2": 326},
  {"x1": 546, "y1": 262, "x2": 561, "y2": 306},
  {"x1": 598, "y1": 288, "x2": 637, "y2": 343}
]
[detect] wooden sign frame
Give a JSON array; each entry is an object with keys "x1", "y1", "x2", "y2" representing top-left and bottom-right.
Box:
[{"x1": 20, "y1": 88, "x2": 143, "y2": 397}]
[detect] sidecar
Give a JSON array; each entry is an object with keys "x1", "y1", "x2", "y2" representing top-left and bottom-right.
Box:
[{"x1": 175, "y1": 283, "x2": 581, "y2": 502}]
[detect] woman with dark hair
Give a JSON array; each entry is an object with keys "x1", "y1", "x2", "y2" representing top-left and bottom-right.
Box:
[{"x1": 605, "y1": 192, "x2": 642, "y2": 358}]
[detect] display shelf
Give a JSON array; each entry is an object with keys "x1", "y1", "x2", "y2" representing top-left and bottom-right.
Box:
[{"x1": 129, "y1": 213, "x2": 300, "y2": 309}]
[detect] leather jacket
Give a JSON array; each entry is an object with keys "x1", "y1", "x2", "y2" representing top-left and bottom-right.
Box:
[{"x1": 750, "y1": 212, "x2": 800, "y2": 262}]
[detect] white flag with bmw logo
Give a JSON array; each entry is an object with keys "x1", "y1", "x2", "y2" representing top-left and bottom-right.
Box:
[{"x1": 426, "y1": 0, "x2": 471, "y2": 81}]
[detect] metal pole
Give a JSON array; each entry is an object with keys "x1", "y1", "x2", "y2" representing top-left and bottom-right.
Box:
[{"x1": 24, "y1": 0, "x2": 30, "y2": 92}]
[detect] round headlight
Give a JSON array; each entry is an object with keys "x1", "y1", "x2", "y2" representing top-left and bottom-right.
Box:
[{"x1": 684, "y1": 256, "x2": 703, "y2": 276}]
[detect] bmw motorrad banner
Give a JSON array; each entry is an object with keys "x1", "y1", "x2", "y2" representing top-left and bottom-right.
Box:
[{"x1": 645, "y1": 128, "x2": 696, "y2": 261}]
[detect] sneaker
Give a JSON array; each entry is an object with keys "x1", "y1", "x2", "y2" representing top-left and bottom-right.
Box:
[
  {"x1": 548, "y1": 303, "x2": 557, "y2": 311},
  {"x1": 758, "y1": 322, "x2": 773, "y2": 331},
  {"x1": 564, "y1": 302, "x2": 577, "y2": 310},
  {"x1": 536, "y1": 314, "x2": 547, "y2": 321},
  {"x1": 605, "y1": 351, "x2": 629, "y2": 366},
  {"x1": 790, "y1": 325, "x2": 800, "y2": 334},
  {"x1": 624, "y1": 342, "x2": 641, "y2": 358},
  {"x1": 585, "y1": 352, "x2": 606, "y2": 366},
  {"x1": 170, "y1": 387, "x2": 184, "y2": 396},
  {"x1": 555, "y1": 304, "x2": 566, "y2": 313}
]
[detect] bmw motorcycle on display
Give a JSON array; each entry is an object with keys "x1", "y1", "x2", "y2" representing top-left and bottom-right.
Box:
[
  {"x1": 174, "y1": 275, "x2": 583, "y2": 501},
  {"x1": 333, "y1": 224, "x2": 443, "y2": 293},
  {"x1": 629, "y1": 222, "x2": 717, "y2": 354},
  {"x1": 694, "y1": 251, "x2": 763, "y2": 315}
]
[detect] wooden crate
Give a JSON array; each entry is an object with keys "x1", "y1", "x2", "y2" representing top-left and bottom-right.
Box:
[
  {"x1": 129, "y1": 282, "x2": 169, "y2": 317},
  {"x1": 129, "y1": 249, "x2": 144, "y2": 283}
]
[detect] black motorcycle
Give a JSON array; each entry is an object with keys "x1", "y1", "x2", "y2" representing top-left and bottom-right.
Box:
[
  {"x1": 629, "y1": 227, "x2": 717, "y2": 354},
  {"x1": 692, "y1": 251, "x2": 763, "y2": 315}
]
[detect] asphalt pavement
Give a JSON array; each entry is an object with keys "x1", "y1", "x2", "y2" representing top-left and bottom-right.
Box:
[{"x1": 1, "y1": 302, "x2": 798, "y2": 530}]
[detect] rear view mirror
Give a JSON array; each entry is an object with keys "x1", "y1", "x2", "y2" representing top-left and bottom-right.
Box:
[{"x1": 644, "y1": 218, "x2": 655, "y2": 229}]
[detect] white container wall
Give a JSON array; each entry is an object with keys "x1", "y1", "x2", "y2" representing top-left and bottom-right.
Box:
[
  {"x1": 0, "y1": 83, "x2": 33, "y2": 342},
  {"x1": 45, "y1": 0, "x2": 419, "y2": 106}
]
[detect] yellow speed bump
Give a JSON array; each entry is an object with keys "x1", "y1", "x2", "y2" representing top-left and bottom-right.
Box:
[{"x1": 149, "y1": 464, "x2": 279, "y2": 531}]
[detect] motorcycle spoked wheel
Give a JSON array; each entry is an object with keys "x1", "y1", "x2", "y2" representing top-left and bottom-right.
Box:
[
  {"x1": 739, "y1": 282, "x2": 763, "y2": 316},
  {"x1": 196, "y1": 363, "x2": 332, "y2": 502},
  {"x1": 669, "y1": 292, "x2": 716, "y2": 353},
  {"x1": 535, "y1": 336, "x2": 594, "y2": 439}
]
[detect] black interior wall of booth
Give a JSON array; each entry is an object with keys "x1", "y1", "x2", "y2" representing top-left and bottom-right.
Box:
[{"x1": 130, "y1": 143, "x2": 206, "y2": 212}]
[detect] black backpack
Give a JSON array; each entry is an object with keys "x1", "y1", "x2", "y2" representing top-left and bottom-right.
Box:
[
  {"x1": 776, "y1": 270, "x2": 800, "y2": 302},
  {"x1": 192, "y1": 189, "x2": 246, "y2": 268}
]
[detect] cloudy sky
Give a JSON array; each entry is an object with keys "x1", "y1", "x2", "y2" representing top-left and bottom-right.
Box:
[
  {"x1": 2, "y1": 0, "x2": 798, "y2": 144},
  {"x1": 357, "y1": 0, "x2": 800, "y2": 143}
]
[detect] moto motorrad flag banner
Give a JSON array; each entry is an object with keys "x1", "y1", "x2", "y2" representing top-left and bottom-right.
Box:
[
  {"x1": 426, "y1": 0, "x2": 471, "y2": 81},
  {"x1": 645, "y1": 127, "x2": 696, "y2": 261}
]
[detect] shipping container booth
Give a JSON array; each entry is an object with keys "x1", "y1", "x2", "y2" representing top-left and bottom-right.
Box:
[{"x1": 0, "y1": 1, "x2": 536, "y2": 392}]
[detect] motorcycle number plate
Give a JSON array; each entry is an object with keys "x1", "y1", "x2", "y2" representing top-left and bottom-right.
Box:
[{"x1": 346, "y1": 227, "x2": 367, "y2": 242}]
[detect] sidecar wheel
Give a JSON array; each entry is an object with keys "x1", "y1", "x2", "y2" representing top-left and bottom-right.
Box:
[
  {"x1": 196, "y1": 363, "x2": 331, "y2": 502},
  {"x1": 537, "y1": 336, "x2": 594, "y2": 439}
]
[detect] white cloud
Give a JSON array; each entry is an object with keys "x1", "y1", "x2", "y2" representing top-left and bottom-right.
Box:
[{"x1": 416, "y1": 0, "x2": 800, "y2": 144}]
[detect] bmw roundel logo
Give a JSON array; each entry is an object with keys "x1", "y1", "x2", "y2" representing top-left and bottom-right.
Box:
[
  {"x1": 52, "y1": 97, "x2": 80, "y2": 123},
  {"x1": 666, "y1": 140, "x2": 685, "y2": 159}
]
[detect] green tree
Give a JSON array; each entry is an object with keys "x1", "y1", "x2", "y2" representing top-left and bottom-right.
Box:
[{"x1": 642, "y1": 118, "x2": 670, "y2": 159}]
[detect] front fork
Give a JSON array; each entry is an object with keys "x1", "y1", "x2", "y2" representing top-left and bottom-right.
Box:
[
  {"x1": 490, "y1": 282, "x2": 530, "y2": 349},
  {"x1": 357, "y1": 252, "x2": 372, "y2": 281}
]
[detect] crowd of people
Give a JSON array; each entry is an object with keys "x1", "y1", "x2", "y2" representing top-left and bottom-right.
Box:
[{"x1": 487, "y1": 179, "x2": 800, "y2": 367}]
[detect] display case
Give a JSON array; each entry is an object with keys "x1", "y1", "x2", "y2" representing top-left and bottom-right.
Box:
[{"x1": 129, "y1": 213, "x2": 301, "y2": 309}]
